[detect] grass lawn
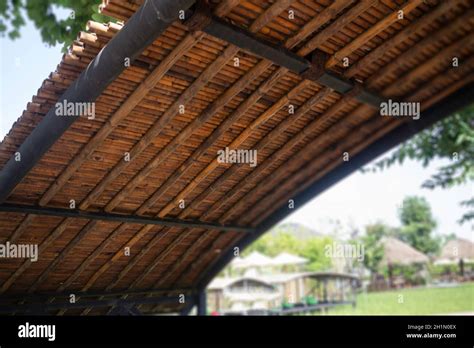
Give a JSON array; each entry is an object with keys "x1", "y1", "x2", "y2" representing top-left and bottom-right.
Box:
[{"x1": 327, "y1": 282, "x2": 474, "y2": 315}]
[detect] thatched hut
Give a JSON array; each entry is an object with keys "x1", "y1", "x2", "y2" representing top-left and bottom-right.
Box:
[
  {"x1": 380, "y1": 237, "x2": 430, "y2": 266},
  {"x1": 379, "y1": 237, "x2": 429, "y2": 288},
  {"x1": 437, "y1": 238, "x2": 474, "y2": 276}
]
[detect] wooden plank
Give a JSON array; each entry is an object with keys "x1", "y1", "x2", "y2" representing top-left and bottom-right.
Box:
[
  {"x1": 298, "y1": 0, "x2": 379, "y2": 57},
  {"x1": 249, "y1": 0, "x2": 294, "y2": 33},
  {"x1": 326, "y1": 0, "x2": 425, "y2": 68},
  {"x1": 284, "y1": 0, "x2": 354, "y2": 49},
  {"x1": 382, "y1": 33, "x2": 474, "y2": 96},
  {"x1": 80, "y1": 43, "x2": 241, "y2": 209},
  {"x1": 155, "y1": 79, "x2": 311, "y2": 217},
  {"x1": 215, "y1": 0, "x2": 241, "y2": 17},
  {"x1": 367, "y1": 9, "x2": 474, "y2": 87},
  {"x1": 344, "y1": 0, "x2": 465, "y2": 78}
]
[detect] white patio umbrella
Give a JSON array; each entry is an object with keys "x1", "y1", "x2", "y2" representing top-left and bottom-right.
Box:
[
  {"x1": 233, "y1": 251, "x2": 274, "y2": 269},
  {"x1": 271, "y1": 252, "x2": 308, "y2": 266}
]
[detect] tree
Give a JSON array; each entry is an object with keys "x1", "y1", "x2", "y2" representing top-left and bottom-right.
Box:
[
  {"x1": 366, "y1": 106, "x2": 474, "y2": 225},
  {"x1": 359, "y1": 222, "x2": 391, "y2": 273},
  {"x1": 396, "y1": 196, "x2": 440, "y2": 255},
  {"x1": 245, "y1": 231, "x2": 301, "y2": 257},
  {"x1": 244, "y1": 231, "x2": 333, "y2": 271},
  {"x1": 300, "y1": 236, "x2": 333, "y2": 271},
  {"x1": 0, "y1": 0, "x2": 112, "y2": 49}
]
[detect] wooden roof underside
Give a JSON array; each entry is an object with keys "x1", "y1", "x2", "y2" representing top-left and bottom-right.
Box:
[{"x1": 1, "y1": 0, "x2": 474, "y2": 315}]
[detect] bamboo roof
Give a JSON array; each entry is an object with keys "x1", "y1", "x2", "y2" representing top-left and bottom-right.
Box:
[{"x1": 0, "y1": 0, "x2": 473, "y2": 315}]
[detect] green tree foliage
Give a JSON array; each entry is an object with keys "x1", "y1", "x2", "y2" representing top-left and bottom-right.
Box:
[
  {"x1": 367, "y1": 106, "x2": 474, "y2": 224},
  {"x1": 245, "y1": 231, "x2": 301, "y2": 257},
  {"x1": 301, "y1": 237, "x2": 334, "y2": 271},
  {"x1": 245, "y1": 231, "x2": 333, "y2": 271},
  {"x1": 396, "y1": 196, "x2": 440, "y2": 255},
  {"x1": 359, "y1": 222, "x2": 391, "y2": 273},
  {"x1": 0, "y1": 0, "x2": 112, "y2": 49}
]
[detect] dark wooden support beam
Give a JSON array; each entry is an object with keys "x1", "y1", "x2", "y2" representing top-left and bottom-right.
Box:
[
  {"x1": 108, "y1": 303, "x2": 142, "y2": 316},
  {"x1": 0, "y1": 203, "x2": 253, "y2": 233},
  {"x1": 0, "y1": 293, "x2": 185, "y2": 314},
  {"x1": 188, "y1": 14, "x2": 386, "y2": 107},
  {"x1": 0, "y1": 287, "x2": 192, "y2": 302},
  {"x1": 203, "y1": 16, "x2": 310, "y2": 73}
]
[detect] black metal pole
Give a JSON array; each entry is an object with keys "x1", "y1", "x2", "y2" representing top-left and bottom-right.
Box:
[{"x1": 196, "y1": 289, "x2": 207, "y2": 316}]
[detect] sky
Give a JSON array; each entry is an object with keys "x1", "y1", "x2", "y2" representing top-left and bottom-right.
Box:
[{"x1": 1, "y1": 17, "x2": 473, "y2": 243}]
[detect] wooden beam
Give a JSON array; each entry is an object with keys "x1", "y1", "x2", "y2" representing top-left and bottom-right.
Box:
[
  {"x1": 367, "y1": 9, "x2": 474, "y2": 88},
  {"x1": 325, "y1": 0, "x2": 425, "y2": 68},
  {"x1": 382, "y1": 33, "x2": 474, "y2": 96},
  {"x1": 214, "y1": 0, "x2": 241, "y2": 17},
  {"x1": 199, "y1": 12, "x2": 385, "y2": 106},
  {"x1": 80, "y1": 43, "x2": 241, "y2": 210},
  {"x1": 0, "y1": 203, "x2": 253, "y2": 232},
  {"x1": 203, "y1": 16, "x2": 310, "y2": 73},
  {"x1": 344, "y1": 0, "x2": 465, "y2": 78},
  {"x1": 248, "y1": 0, "x2": 294, "y2": 33},
  {"x1": 1, "y1": 292, "x2": 188, "y2": 313},
  {"x1": 298, "y1": 0, "x2": 379, "y2": 57},
  {"x1": 103, "y1": 59, "x2": 273, "y2": 212},
  {"x1": 154, "y1": 80, "x2": 312, "y2": 218},
  {"x1": 0, "y1": 286, "x2": 191, "y2": 301},
  {"x1": 38, "y1": 37, "x2": 200, "y2": 206}
]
